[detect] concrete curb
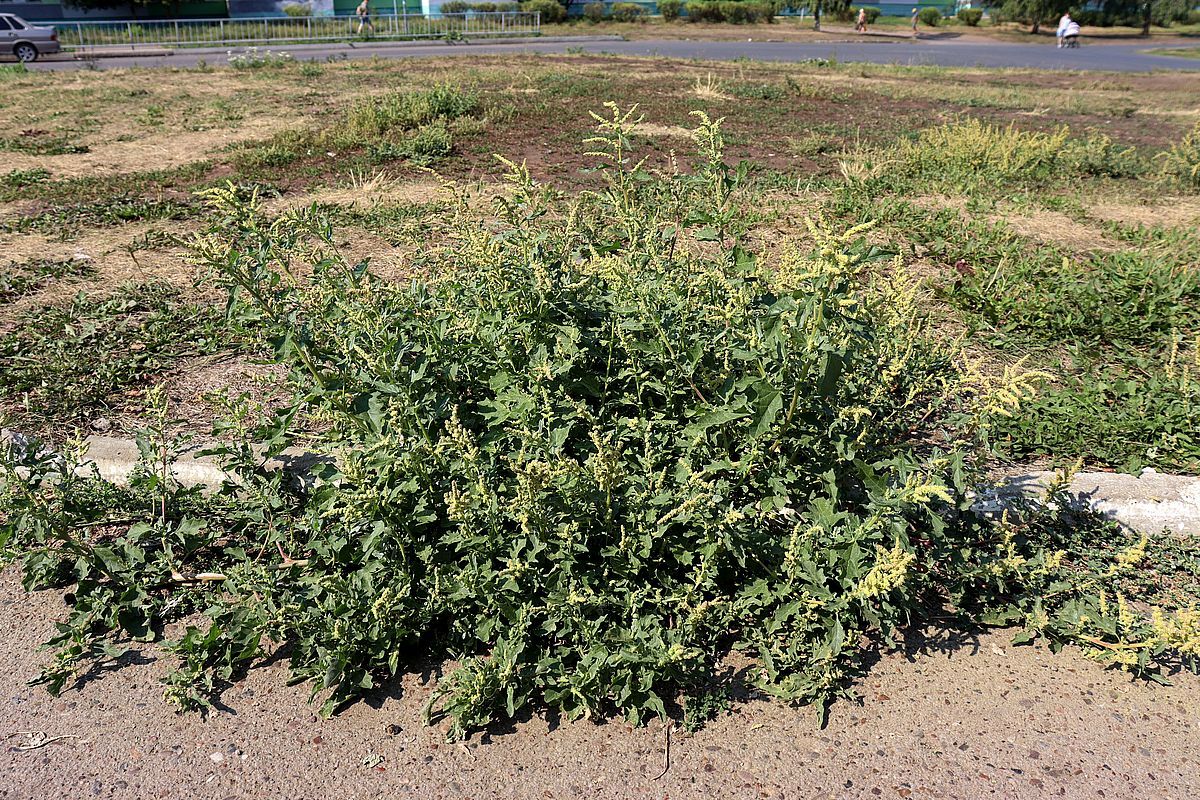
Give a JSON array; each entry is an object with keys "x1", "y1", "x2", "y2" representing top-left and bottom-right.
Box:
[
  {"x1": 6, "y1": 432, "x2": 1197, "y2": 537},
  {"x1": 69, "y1": 48, "x2": 173, "y2": 59},
  {"x1": 81, "y1": 435, "x2": 228, "y2": 487},
  {"x1": 980, "y1": 469, "x2": 1200, "y2": 537}
]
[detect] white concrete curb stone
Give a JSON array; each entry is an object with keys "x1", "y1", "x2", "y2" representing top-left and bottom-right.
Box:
[{"x1": 4, "y1": 432, "x2": 1199, "y2": 537}]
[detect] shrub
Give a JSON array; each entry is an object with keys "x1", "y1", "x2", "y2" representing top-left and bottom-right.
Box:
[
  {"x1": 441, "y1": 0, "x2": 470, "y2": 11},
  {"x1": 918, "y1": 6, "x2": 941, "y2": 26},
  {"x1": 611, "y1": 1, "x2": 648, "y2": 20},
  {"x1": 471, "y1": 1, "x2": 498, "y2": 10},
  {"x1": 719, "y1": 0, "x2": 749, "y2": 21},
  {"x1": 689, "y1": 0, "x2": 773, "y2": 22},
  {"x1": 495, "y1": 1, "x2": 521, "y2": 9},
  {"x1": 752, "y1": 0, "x2": 775, "y2": 22},
  {"x1": 685, "y1": 0, "x2": 724, "y2": 21},
  {"x1": 659, "y1": 0, "x2": 683, "y2": 19},
  {"x1": 1188, "y1": 10, "x2": 1200, "y2": 24},
  {"x1": 583, "y1": 0, "x2": 607, "y2": 19},
  {"x1": 521, "y1": 0, "x2": 568, "y2": 22},
  {"x1": 281, "y1": 2, "x2": 312, "y2": 16},
  {"x1": 1156, "y1": 122, "x2": 1200, "y2": 190},
  {"x1": 956, "y1": 7, "x2": 982, "y2": 25},
  {"x1": 4, "y1": 108, "x2": 1198, "y2": 742}
]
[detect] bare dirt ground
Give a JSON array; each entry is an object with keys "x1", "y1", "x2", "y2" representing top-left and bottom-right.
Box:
[{"x1": 2, "y1": 568, "x2": 1198, "y2": 800}]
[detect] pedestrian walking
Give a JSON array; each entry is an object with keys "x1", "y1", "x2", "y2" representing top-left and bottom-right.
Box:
[
  {"x1": 911, "y1": 7, "x2": 919, "y2": 35},
  {"x1": 1056, "y1": 12, "x2": 1071, "y2": 48},
  {"x1": 856, "y1": 7, "x2": 868, "y2": 33},
  {"x1": 357, "y1": 0, "x2": 374, "y2": 34}
]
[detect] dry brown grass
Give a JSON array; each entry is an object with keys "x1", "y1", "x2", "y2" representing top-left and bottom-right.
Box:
[
  {"x1": 1087, "y1": 197, "x2": 1200, "y2": 229},
  {"x1": 262, "y1": 175, "x2": 448, "y2": 214},
  {"x1": 0, "y1": 222, "x2": 200, "y2": 325},
  {"x1": 2, "y1": 117, "x2": 300, "y2": 178},
  {"x1": 637, "y1": 123, "x2": 694, "y2": 139},
  {"x1": 997, "y1": 210, "x2": 1118, "y2": 254}
]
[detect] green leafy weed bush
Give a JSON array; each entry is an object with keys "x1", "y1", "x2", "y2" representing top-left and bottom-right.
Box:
[{"x1": 3, "y1": 108, "x2": 1198, "y2": 741}]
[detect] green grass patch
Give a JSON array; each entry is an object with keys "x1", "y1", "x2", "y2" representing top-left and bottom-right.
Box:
[
  {"x1": 1145, "y1": 47, "x2": 1200, "y2": 59},
  {"x1": 0, "y1": 257, "x2": 96, "y2": 303},
  {"x1": 0, "y1": 283, "x2": 231, "y2": 428},
  {"x1": 830, "y1": 120, "x2": 1200, "y2": 471},
  {"x1": 0, "y1": 197, "x2": 199, "y2": 237}
]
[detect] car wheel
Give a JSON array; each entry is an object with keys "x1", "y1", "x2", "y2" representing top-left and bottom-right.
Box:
[{"x1": 14, "y1": 43, "x2": 38, "y2": 63}]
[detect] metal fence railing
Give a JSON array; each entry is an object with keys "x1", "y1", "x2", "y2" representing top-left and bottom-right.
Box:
[{"x1": 58, "y1": 12, "x2": 541, "y2": 52}]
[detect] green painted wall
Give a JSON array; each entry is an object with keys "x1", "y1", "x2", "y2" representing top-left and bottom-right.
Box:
[{"x1": 334, "y1": 0, "x2": 421, "y2": 14}]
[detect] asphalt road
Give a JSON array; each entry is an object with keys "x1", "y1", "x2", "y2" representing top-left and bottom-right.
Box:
[{"x1": 24, "y1": 35, "x2": 1200, "y2": 72}]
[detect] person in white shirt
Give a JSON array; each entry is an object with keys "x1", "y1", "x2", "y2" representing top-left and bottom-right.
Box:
[{"x1": 1056, "y1": 12, "x2": 1072, "y2": 48}]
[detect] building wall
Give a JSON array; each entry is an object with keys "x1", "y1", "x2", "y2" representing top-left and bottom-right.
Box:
[
  {"x1": 0, "y1": 1, "x2": 64, "y2": 20},
  {"x1": 563, "y1": 1, "x2": 956, "y2": 16},
  {"x1": 2, "y1": 0, "x2": 228, "y2": 20},
  {"x1": 337, "y1": 0, "x2": 421, "y2": 15}
]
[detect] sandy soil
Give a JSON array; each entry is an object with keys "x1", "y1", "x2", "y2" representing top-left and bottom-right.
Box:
[{"x1": 2, "y1": 568, "x2": 1198, "y2": 800}]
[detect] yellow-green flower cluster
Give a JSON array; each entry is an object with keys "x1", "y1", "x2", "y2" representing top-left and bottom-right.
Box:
[
  {"x1": 1151, "y1": 607, "x2": 1200, "y2": 657},
  {"x1": 855, "y1": 544, "x2": 915, "y2": 600}
]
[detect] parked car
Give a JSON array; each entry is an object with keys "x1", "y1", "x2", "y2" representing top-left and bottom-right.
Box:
[{"x1": 0, "y1": 14, "x2": 60, "y2": 62}]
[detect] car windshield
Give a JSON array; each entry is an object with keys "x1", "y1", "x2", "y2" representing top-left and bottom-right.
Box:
[{"x1": 10, "y1": 17, "x2": 26, "y2": 29}]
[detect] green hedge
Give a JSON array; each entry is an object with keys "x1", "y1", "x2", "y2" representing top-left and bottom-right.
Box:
[
  {"x1": 685, "y1": 0, "x2": 774, "y2": 23},
  {"x1": 521, "y1": 0, "x2": 567, "y2": 22},
  {"x1": 956, "y1": 7, "x2": 982, "y2": 25},
  {"x1": 611, "y1": 2, "x2": 648, "y2": 21}
]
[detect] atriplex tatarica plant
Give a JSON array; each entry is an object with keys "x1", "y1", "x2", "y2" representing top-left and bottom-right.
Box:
[{"x1": 2, "y1": 106, "x2": 1197, "y2": 739}]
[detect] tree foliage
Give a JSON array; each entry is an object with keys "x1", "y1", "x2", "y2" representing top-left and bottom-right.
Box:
[{"x1": 997, "y1": 0, "x2": 1071, "y2": 33}]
